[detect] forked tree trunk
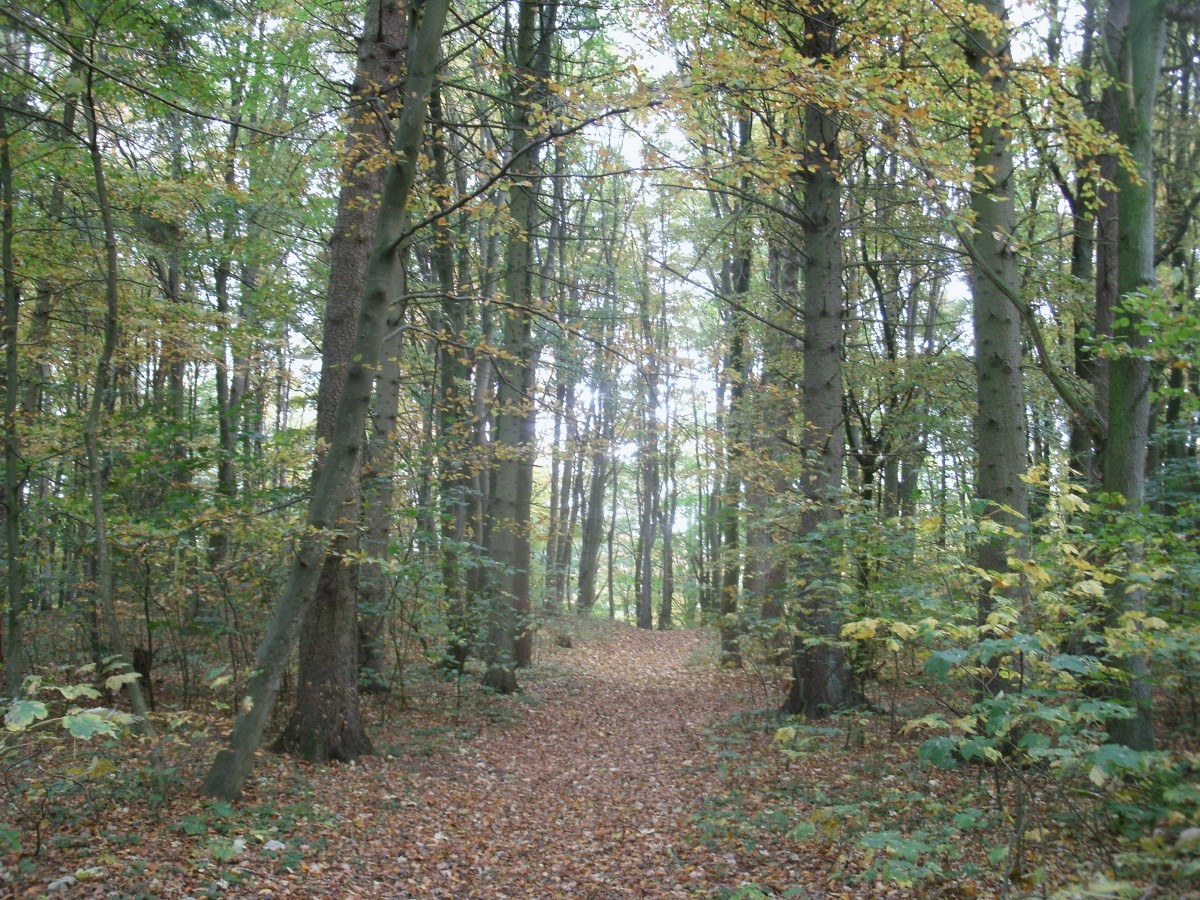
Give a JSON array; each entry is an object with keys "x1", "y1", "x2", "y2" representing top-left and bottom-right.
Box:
[
  {"x1": 271, "y1": 0, "x2": 410, "y2": 764},
  {"x1": 200, "y1": 0, "x2": 450, "y2": 798}
]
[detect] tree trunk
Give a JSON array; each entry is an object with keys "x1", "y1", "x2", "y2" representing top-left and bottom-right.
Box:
[
  {"x1": 786, "y1": 2, "x2": 852, "y2": 717},
  {"x1": 1099, "y1": 0, "x2": 1166, "y2": 752},
  {"x1": 81, "y1": 79, "x2": 154, "y2": 731},
  {"x1": 964, "y1": 0, "x2": 1030, "y2": 667},
  {"x1": 482, "y1": 0, "x2": 556, "y2": 690},
  {"x1": 271, "y1": 0, "x2": 409, "y2": 764},
  {"x1": 1, "y1": 104, "x2": 26, "y2": 696},
  {"x1": 200, "y1": 0, "x2": 450, "y2": 798}
]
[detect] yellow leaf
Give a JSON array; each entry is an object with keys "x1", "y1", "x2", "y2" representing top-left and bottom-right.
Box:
[{"x1": 841, "y1": 618, "x2": 879, "y2": 640}]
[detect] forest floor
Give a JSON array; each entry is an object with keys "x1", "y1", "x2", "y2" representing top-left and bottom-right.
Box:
[{"x1": 3, "y1": 622, "x2": 1170, "y2": 898}]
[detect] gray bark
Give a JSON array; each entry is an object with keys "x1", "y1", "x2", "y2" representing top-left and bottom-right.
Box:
[
  {"x1": 482, "y1": 0, "x2": 556, "y2": 690},
  {"x1": 787, "y1": 2, "x2": 852, "y2": 717},
  {"x1": 1100, "y1": 0, "x2": 1166, "y2": 752},
  {"x1": 964, "y1": 0, "x2": 1030, "y2": 647}
]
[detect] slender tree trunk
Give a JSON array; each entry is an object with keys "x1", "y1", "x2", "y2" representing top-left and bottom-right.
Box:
[
  {"x1": 636, "y1": 236, "x2": 660, "y2": 630},
  {"x1": 81, "y1": 79, "x2": 154, "y2": 731},
  {"x1": 201, "y1": 0, "x2": 450, "y2": 798},
  {"x1": 577, "y1": 377, "x2": 612, "y2": 616},
  {"x1": 357, "y1": 289, "x2": 410, "y2": 691},
  {"x1": 1, "y1": 105, "x2": 26, "y2": 696},
  {"x1": 1099, "y1": 0, "x2": 1166, "y2": 752},
  {"x1": 209, "y1": 78, "x2": 245, "y2": 574},
  {"x1": 482, "y1": 0, "x2": 557, "y2": 690}
]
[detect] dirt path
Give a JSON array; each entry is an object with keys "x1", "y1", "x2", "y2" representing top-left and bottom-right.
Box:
[
  {"x1": 314, "y1": 626, "x2": 758, "y2": 898},
  {"x1": 15, "y1": 625, "x2": 778, "y2": 899}
]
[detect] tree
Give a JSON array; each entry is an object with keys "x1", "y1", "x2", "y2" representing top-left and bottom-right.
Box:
[
  {"x1": 268, "y1": 0, "x2": 410, "y2": 766},
  {"x1": 962, "y1": 0, "x2": 1030, "y2": 674},
  {"x1": 481, "y1": 0, "x2": 558, "y2": 691},
  {"x1": 785, "y1": 0, "x2": 853, "y2": 717},
  {"x1": 1097, "y1": 0, "x2": 1171, "y2": 752},
  {"x1": 201, "y1": 0, "x2": 451, "y2": 798}
]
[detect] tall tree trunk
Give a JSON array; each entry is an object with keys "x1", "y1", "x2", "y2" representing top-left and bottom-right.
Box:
[
  {"x1": 576, "y1": 369, "x2": 613, "y2": 617},
  {"x1": 482, "y1": 0, "x2": 557, "y2": 690},
  {"x1": 1, "y1": 104, "x2": 26, "y2": 696},
  {"x1": 81, "y1": 77, "x2": 154, "y2": 731},
  {"x1": 964, "y1": 0, "x2": 1030, "y2": 680},
  {"x1": 200, "y1": 0, "x2": 450, "y2": 798},
  {"x1": 786, "y1": 2, "x2": 852, "y2": 717},
  {"x1": 1099, "y1": 0, "x2": 1167, "y2": 752},
  {"x1": 209, "y1": 73, "x2": 246, "y2": 574},
  {"x1": 271, "y1": 0, "x2": 410, "y2": 764},
  {"x1": 636, "y1": 233, "x2": 660, "y2": 630},
  {"x1": 357, "y1": 287, "x2": 410, "y2": 692}
]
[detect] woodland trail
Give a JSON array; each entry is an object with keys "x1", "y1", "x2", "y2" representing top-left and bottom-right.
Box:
[
  {"x1": 316, "y1": 625, "x2": 761, "y2": 898},
  {"x1": 19, "y1": 625, "x2": 811, "y2": 899}
]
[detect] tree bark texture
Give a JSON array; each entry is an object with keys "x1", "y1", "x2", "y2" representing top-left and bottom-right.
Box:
[
  {"x1": 787, "y1": 3, "x2": 852, "y2": 717},
  {"x1": 200, "y1": 0, "x2": 450, "y2": 798},
  {"x1": 482, "y1": 0, "x2": 556, "y2": 690},
  {"x1": 272, "y1": 0, "x2": 410, "y2": 763},
  {"x1": 964, "y1": 0, "x2": 1031, "y2": 647},
  {"x1": 1100, "y1": 0, "x2": 1166, "y2": 752}
]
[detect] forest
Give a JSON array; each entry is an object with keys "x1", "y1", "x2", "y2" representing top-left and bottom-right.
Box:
[{"x1": 1, "y1": 0, "x2": 1199, "y2": 895}]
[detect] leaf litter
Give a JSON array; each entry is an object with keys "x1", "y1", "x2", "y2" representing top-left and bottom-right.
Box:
[{"x1": 3, "y1": 624, "x2": 1135, "y2": 897}]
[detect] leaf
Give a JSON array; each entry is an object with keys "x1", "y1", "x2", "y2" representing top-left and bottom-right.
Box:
[
  {"x1": 5, "y1": 699, "x2": 48, "y2": 730},
  {"x1": 918, "y1": 736, "x2": 959, "y2": 769},
  {"x1": 63, "y1": 713, "x2": 118, "y2": 740},
  {"x1": 841, "y1": 618, "x2": 879, "y2": 640},
  {"x1": 55, "y1": 684, "x2": 102, "y2": 701},
  {"x1": 1048, "y1": 653, "x2": 1098, "y2": 675},
  {"x1": 924, "y1": 649, "x2": 968, "y2": 678},
  {"x1": 105, "y1": 672, "x2": 142, "y2": 691}
]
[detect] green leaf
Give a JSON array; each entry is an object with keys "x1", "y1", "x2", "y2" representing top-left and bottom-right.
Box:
[
  {"x1": 952, "y1": 808, "x2": 984, "y2": 829},
  {"x1": 55, "y1": 684, "x2": 102, "y2": 701},
  {"x1": 1017, "y1": 732, "x2": 1050, "y2": 753},
  {"x1": 5, "y1": 699, "x2": 48, "y2": 730},
  {"x1": 1048, "y1": 653, "x2": 1098, "y2": 675},
  {"x1": 0, "y1": 823, "x2": 20, "y2": 852},
  {"x1": 918, "y1": 736, "x2": 959, "y2": 769},
  {"x1": 62, "y1": 713, "x2": 118, "y2": 740},
  {"x1": 958, "y1": 738, "x2": 997, "y2": 763},
  {"x1": 924, "y1": 649, "x2": 968, "y2": 678},
  {"x1": 1093, "y1": 743, "x2": 1145, "y2": 775},
  {"x1": 789, "y1": 821, "x2": 816, "y2": 841}
]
